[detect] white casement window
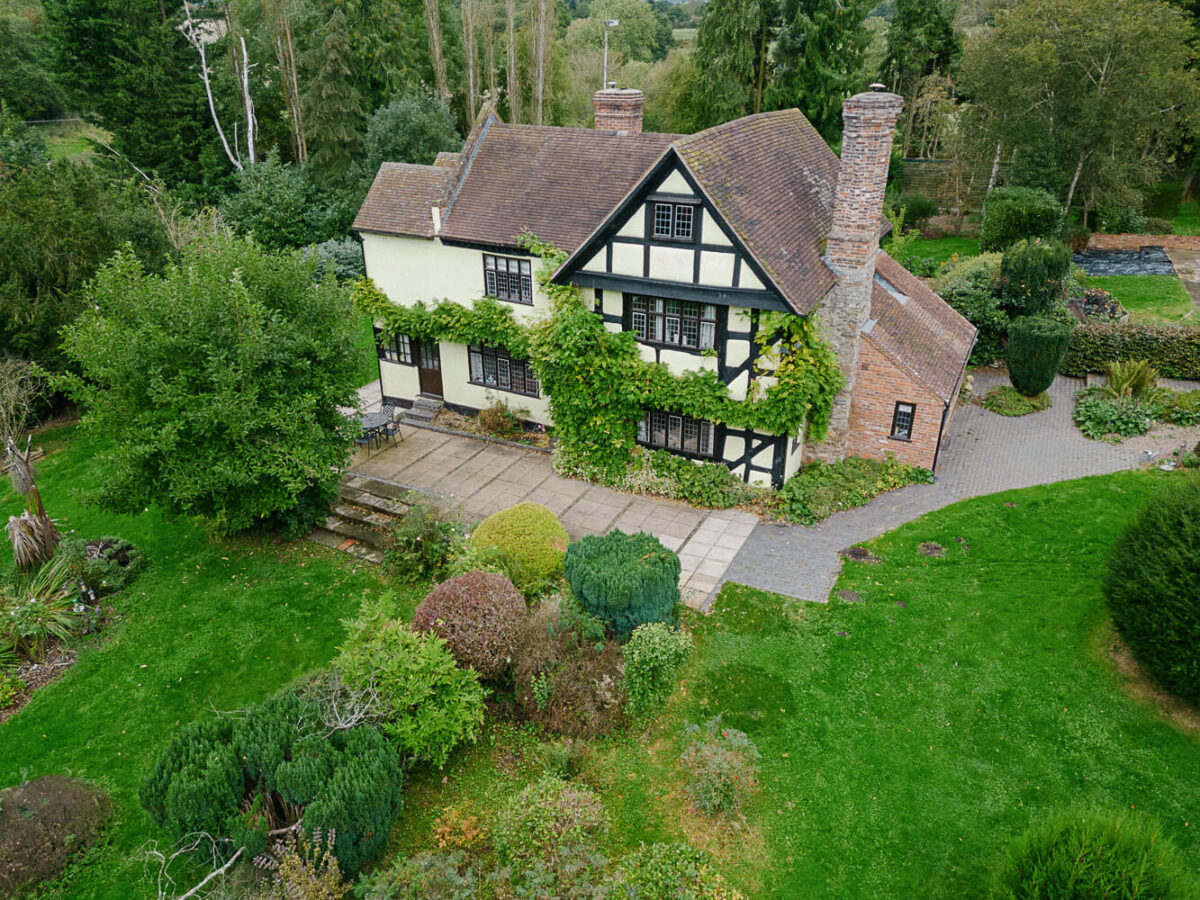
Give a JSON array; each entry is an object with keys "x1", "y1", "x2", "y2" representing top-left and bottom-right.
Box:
[
  {"x1": 890, "y1": 402, "x2": 915, "y2": 441},
  {"x1": 639, "y1": 410, "x2": 715, "y2": 457},
  {"x1": 467, "y1": 343, "x2": 540, "y2": 397},
  {"x1": 630, "y1": 297, "x2": 716, "y2": 350},
  {"x1": 483, "y1": 254, "x2": 533, "y2": 304},
  {"x1": 652, "y1": 202, "x2": 697, "y2": 241}
]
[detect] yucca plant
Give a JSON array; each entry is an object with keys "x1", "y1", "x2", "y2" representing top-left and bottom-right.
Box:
[
  {"x1": 5, "y1": 436, "x2": 60, "y2": 570},
  {"x1": 1103, "y1": 359, "x2": 1168, "y2": 405},
  {"x1": 4, "y1": 557, "x2": 82, "y2": 662}
]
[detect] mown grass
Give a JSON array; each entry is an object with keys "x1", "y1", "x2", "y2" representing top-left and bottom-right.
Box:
[
  {"x1": 1173, "y1": 200, "x2": 1200, "y2": 236},
  {"x1": 380, "y1": 470, "x2": 1200, "y2": 899},
  {"x1": 0, "y1": 426, "x2": 393, "y2": 899},
  {"x1": 898, "y1": 235, "x2": 981, "y2": 266},
  {"x1": 1079, "y1": 273, "x2": 1196, "y2": 325}
]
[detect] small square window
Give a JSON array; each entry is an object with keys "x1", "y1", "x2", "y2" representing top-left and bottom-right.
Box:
[
  {"x1": 891, "y1": 402, "x2": 915, "y2": 441},
  {"x1": 674, "y1": 204, "x2": 694, "y2": 239},
  {"x1": 653, "y1": 203, "x2": 674, "y2": 238}
]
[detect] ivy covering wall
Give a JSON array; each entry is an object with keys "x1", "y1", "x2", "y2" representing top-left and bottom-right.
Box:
[{"x1": 354, "y1": 235, "x2": 843, "y2": 479}]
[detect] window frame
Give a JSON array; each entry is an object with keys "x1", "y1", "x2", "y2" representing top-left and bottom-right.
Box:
[
  {"x1": 650, "y1": 200, "x2": 700, "y2": 243},
  {"x1": 467, "y1": 342, "x2": 540, "y2": 398},
  {"x1": 482, "y1": 253, "x2": 534, "y2": 305},
  {"x1": 377, "y1": 329, "x2": 414, "y2": 366},
  {"x1": 628, "y1": 296, "x2": 718, "y2": 352},
  {"x1": 636, "y1": 409, "x2": 716, "y2": 459},
  {"x1": 890, "y1": 401, "x2": 916, "y2": 442}
]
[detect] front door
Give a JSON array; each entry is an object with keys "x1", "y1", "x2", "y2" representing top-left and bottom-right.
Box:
[{"x1": 416, "y1": 339, "x2": 443, "y2": 397}]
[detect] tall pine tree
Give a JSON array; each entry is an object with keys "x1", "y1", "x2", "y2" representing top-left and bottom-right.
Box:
[
  {"x1": 769, "y1": 0, "x2": 870, "y2": 141},
  {"x1": 692, "y1": 0, "x2": 778, "y2": 129},
  {"x1": 880, "y1": 0, "x2": 959, "y2": 155},
  {"x1": 302, "y1": 8, "x2": 366, "y2": 186}
]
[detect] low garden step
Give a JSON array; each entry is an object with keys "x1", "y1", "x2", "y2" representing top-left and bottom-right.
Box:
[
  {"x1": 321, "y1": 515, "x2": 386, "y2": 548},
  {"x1": 332, "y1": 502, "x2": 395, "y2": 530},
  {"x1": 341, "y1": 473, "x2": 411, "y2": 502},
  {"x1": 307, "y1": 527, "x2": 385, "y2": 565},
  {"x1": 336, "y1": 486, "x2": 410, "y2": 518}
]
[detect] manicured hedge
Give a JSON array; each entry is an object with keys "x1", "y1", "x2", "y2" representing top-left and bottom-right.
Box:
[{"x1": 1060, "y1": 323, "x2": 1200, "y2": 379}]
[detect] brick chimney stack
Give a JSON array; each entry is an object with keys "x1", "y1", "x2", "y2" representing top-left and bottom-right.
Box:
[
  {"x1": 593, "y1": 88, "x2": 644, "y2": 135},
  {"x1": 810, "y1": 87, "x2": 903, "y2": 462}
]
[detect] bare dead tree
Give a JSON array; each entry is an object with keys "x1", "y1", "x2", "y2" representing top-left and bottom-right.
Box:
[
  {"x1": 424, "y1": 0, "x2": 451, "y2": 100},
  {"x1": 0, "y1": 357, "x2": 45, "y2": 447},
  {"x1": 505, "y1": 0, "x2": 520, "y2": 123},
  {"x1": 265, "y1": 0, "x2": 307, "y2": 161},
  {"x1": 181, "y1": 2, "x2": 243, "y2": 171},
  {"x1": 141, "y1": 833, "x2": 244, "y2": 900},
  {"x1": 236, "y1": 35, "x2": 258, "y2": 164}
]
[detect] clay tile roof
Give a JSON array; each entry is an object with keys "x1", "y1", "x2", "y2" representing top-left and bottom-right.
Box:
[
  {"x1": 433, "y1": 151, "x2": 459, "y2": 168},
  {"x1": 674, "y1": 109, "x2": 840, "y2": 314},
  {"x1": 867, "y1": 252, "x2": 977, "y2": 404},
  {"x1": 353, "y1": 162, "x2": 454, "y2": 238},
  {"x1": 438, "y1": 122, "x2": 678, "y2": 253}
]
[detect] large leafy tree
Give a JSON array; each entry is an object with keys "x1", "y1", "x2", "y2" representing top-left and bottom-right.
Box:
[
  {"x1": 0, "y1": 12, "x2": 66, "y2": 120},
  {"x1": 0, "y1": 161, "x2": 170, "y2": 370},
  {"x1": 962, "y1": 0, "x2": 1199, "y2": 219},
  {"x1": 363, "y1": 93, "x2": 461, "y2": 177},
  {"x1": 692, "y1": 0, "x2": 778, "y2": 128},
  {"x1": 55, "y1": 232, "x2": 366, "y2": 534},
  {"x1": 768, "y1": 0, "x2": 871, "y2": 141},
  {"x1": 880, "y1": 0, "x2": 959, "y2": 156},
  {"x1": 567, "y1": 0, "x2": 675, "y2": 64}
]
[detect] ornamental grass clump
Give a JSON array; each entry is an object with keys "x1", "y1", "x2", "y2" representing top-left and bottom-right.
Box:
[
  {"x1": 1103, "y1": 476, "x2": 1200, "y2": 705},
  {"x1": 679, "y1": 716, "x2": 760, "y2": 816},
  {"x1": 564, "y1": 530, "x2": 681, "y2": 641},
  {"x1": 470, "y1": 502, "x2": 568, "y2": 596},
  {"x1": 412, "y1": 571, "x2": 526, "y2": 679},
  {"x1": 990, "y1": 808, "x2": 1200, "y2": 899}
]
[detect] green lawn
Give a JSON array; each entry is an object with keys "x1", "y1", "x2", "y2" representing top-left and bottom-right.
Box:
[
  {"x1": 386, "y1": 470, "x2": 1200, "y2": 899},
  {"x1": 1079, "y1": 274, "x2": 1196, "y2": 325},
  {"x1": 898, "y1": 235, "x2": 981, "y2": 265},
  {"x1": 1173, "y1": 200, "x2": 1200, "y2": 236},
  {"x1": 0, "y1": 427, "x2": 392, "y2": 899}
]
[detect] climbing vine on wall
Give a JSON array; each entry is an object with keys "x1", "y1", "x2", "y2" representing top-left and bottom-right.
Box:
[{"x1": 354, "y1": 234, "x2": 842, "y2": 480}]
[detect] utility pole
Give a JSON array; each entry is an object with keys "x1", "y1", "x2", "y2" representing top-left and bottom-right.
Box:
[{"x1": 602, "y1": 19, "x2": 619, "y2": 88}]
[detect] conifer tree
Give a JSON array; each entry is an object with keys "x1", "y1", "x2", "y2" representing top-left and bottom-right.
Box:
[
  {"x1": 769, "y1": 0, "x2": 870, "y2": 141},
  {"x1": 692, "y1": 0, "x2": 778, "y2": 128},
  {"x1": 302, "y1": 9, "x2": 365, "y2": 186}
]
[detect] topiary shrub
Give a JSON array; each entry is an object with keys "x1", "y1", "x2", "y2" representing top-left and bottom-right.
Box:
[
  {"x1": 616, "y1": 842, "x2": 745, "y2": 900},
  {"x1": 1006, "y1": 317, "x2": 1073, "y2": 397},
  {"x1": 0, "y1": 776, "x2": 110, "y2": 895},
  {"x1": 413, "y1": 571, "x2": 526, "y2": 679},
  {"x1": 999, "y1": 240, "x2": 1073, "y2": 315},
  {"x1": 980, "y1": 187, "x2": 1063, "y2": 251},
  {"x1": 57, "y1": 536, "x2": 146, "y2": 596},
  {"x1": 624, "y1": 623, "x2": 692, "y2": 719},
  {"x1": 564, "y1": 530, "x2": 680, "y2": 640},
  {"x1": 1103, "y1": 476, "x2": 1200, "y2": 705},
  {"x1": 470, "y1": 502, "x2": 569, "y2": 596},
  {"x1": 493, "y1": 775, "x2": 606, "y2": 867},
  {"x1": 140, "y1": 695, "x2": 403, "y2": 876},
  {"x1": 991, "y1": 808, "x2": 1200, "y2": 899},
  {"x1": 336, "y1": 619, "x2": 486, "y2": 766},
  {"x1": 513, "y1": 596, "x2": 626, "y2": 738}
]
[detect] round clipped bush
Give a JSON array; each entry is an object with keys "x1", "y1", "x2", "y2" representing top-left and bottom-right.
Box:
[
  {"x1": 1103, "y1": 476, "x2": 1200, "y2": 704},
  {"x1": 564, "y1": 530, "x2": 681, "y2": 640},
  {"x1": 470, "y1": 502, "x2": 569, "y2": 595},
  {"x1": 980, "y1": 186, "x2": 1063, "y2": 251},
  {"x1": 0, "y1": 776, "x2": 111, "y2": 895},
  {"x1": 494, "y1": 775, "x2": 606, "y2": 866},
  {"x1": 617, "y1": 842, "x2": 745, "y2": 900},
  {"x1": 413, "y1": 571, "x2": 526, "y2": 678},
  {"x1": 1006, "y1": 316, "x2": 1072, "y2": 398},
  {"x1": 991, "y1": 809, "x2": 1200, "y2": 899}
]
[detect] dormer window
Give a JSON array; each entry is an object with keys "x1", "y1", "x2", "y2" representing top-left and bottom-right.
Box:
[{"x1": 652, "y1": 202, "x2": 696, "y2": 241}]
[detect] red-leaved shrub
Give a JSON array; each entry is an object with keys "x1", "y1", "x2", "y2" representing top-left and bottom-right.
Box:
[{"x1": 413, "y1": 572, "x2": 526, "y2": 679}]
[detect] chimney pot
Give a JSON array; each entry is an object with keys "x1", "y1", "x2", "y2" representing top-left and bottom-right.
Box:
[
  {"x1": 593, "y1": 87, "x2": 644, "y2": 135},
  {"x1": 869, "y1": 82, "x2": 886, "y2": 92}
]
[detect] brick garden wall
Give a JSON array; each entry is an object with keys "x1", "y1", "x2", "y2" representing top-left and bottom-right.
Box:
[
  {"x1": 845, "y1": 338, "x2": 947, "y2": 470},
  {"x1": 1086, "y1": 233, "x2": 1200, "y2": 251}
]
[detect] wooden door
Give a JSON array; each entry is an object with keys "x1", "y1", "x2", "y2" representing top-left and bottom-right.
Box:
[{"x1": 416, "y1": 339, "x2": 443, "y2": 397}]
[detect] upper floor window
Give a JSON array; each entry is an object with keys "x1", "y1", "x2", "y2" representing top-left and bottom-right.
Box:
[
  {"x1": 377, "y1": 330, "x2": 413, "y2": 365},
  {"x1": 652, "y1": 202, "x2": 696, "y2": 241},
  {"x1": 630, "y1": 296, "x2": 717, "y2": 350},
  {"x1": 484, "y1": 254, "x2": 533, "y2": 304},
  {"x1": 890, "y1": 402, "x2": 915, "y2": 441},
  {"x1": 637, "y1": 410, "x2": 715, "y2": 457},
  {"x1": 468, "y1": 342, "x2": 540, "y2": 397}
]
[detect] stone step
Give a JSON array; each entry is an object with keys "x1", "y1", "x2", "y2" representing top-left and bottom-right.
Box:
[
  {"x1": 306, "y1": 528, "x2": 386, "y2": 565},
  {"x1": 413, "y1": 395, "x2": 443, "y2": 411},
  {"x1": 336, "y1": 485, "x2": 410, "y2": 518},
  {"x1": 322, "y1": 515, "x2": 387, "y2": 548},
  {"x1": 332, "y1": 502, "x2": 396, "y2": 530},
  {"x1": 341, "y1": 473, "x2": 411, "y2": 502},
  {"x1": 402, "y1": 406, "x2": 437, "y2": 425}
]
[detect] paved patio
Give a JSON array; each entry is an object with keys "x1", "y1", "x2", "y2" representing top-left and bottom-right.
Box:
[{"x1": 351, "y1": 385, "x2": 756, "y2": 609}]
